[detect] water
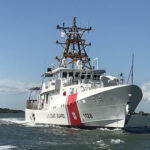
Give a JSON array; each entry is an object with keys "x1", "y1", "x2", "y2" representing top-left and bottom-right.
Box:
[{"x1": 0, "y1": 113, "x2": 150, "y2": 150}]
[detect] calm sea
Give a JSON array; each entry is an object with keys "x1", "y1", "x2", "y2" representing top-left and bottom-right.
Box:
[{"x1": 0, "y1": 113, "x2": 150, "y2": 150}]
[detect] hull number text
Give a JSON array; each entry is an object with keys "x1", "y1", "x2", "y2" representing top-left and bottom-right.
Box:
[{"x1": 83, "y1": 113, "x2": 93, "y2": 119}]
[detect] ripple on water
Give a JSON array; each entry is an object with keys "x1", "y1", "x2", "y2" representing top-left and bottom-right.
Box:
[
  {"x1": 110, "y1": 139, "x2": 124, "y2": 144},
  {"x1": 93, "y1": 139, "x2": 109, "y2": 149},
  {"x1": 0, "y1": 145, "x2": 17, "y2": 150}
]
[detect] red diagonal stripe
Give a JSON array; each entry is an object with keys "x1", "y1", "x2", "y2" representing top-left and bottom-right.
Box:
[{"x1": 67, "y1": 93, "x2": 82, "y2": 126}]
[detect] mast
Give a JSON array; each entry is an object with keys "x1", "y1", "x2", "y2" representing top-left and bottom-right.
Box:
[
  {"x1": 127, "y1": 53, "x2": 134, "y2": 84},
  {"x1": 131, "y1": 53, "x2": 134, "y2": 84},
  {"x1": 56, "y1": 17, "x2": 92, "y2": 69}
]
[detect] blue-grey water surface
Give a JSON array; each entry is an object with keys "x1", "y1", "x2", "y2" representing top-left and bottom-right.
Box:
[{"x1": 0, "y1": 113, "x2": 150, "y2": 150}]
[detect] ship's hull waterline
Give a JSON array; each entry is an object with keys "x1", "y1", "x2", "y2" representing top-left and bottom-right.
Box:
[{"x1": 25, "y1": 85, "x2": 142, "y2": 128}]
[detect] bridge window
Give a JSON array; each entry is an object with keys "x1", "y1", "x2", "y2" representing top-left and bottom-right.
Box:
[
  {"x1": 62, "y1": 72, "x2": 67, "y2": 78},
  {"x1": 93, "y1": 74, "x2": 100, "y2": 80},
  {"x1": 69, "y1": 72, "x2": 73, "y2": 77},
  {"x1": 87, "y1": 74, "x2": 91, "y2": 79},
  {"x1": 81, "y1": 73, "x2": 85, "y2": 79},
  {"x1": 75, "y1": 72, "x2": 79, "y2": 78},
  {"x1": 93, "y1": 74, "x2": 97, "y2": 80}
]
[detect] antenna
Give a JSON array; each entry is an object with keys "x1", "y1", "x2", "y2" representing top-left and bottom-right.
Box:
[
  {"x1": 131, "y1": 53, "x2": 134, "y2": 84},
  {"x1": 127, "y1": 53, "x2": 134, "y2": 84},
  {"x1": 92, "y1": 57, "x2": 99, "y2": 70}
]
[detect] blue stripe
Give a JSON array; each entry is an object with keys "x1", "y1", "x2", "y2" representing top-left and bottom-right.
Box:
[{"x1": 65, "y1": 96, "x2": 70, "y2": 125}]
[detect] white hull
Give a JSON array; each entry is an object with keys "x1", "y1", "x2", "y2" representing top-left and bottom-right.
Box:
[{"x1": 25, "y1": 85, "x2": 142, "y2": 128}]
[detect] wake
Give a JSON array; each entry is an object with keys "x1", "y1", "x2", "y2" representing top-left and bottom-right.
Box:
[
  {"x1": 0, "y1": 117, "x2": 58, "y2": 128},
  {"x1": 0, "y1": 118, "x2": 27, "y2": 126}
]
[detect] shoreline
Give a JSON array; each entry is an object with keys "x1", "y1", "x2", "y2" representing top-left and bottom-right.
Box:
[{"x1": 0, "y1": 108, "x2": 24, "y2": 113}]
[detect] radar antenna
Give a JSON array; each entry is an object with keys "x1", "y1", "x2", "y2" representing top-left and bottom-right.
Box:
[{"x1": 56, "y1": 17, "x2": 92, "y2": 69}]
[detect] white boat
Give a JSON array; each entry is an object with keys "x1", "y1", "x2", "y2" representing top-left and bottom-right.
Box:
[{"x1": 25, "y1": 17, "x2": 142, "y2": 128}]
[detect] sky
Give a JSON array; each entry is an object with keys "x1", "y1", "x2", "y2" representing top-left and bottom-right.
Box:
[{"x1": 0, "y1": 0, "x2": 150, "y2": 111}]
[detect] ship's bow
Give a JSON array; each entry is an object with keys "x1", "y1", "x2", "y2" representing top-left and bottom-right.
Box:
[{"x1": 76, "y1": 85, "x2": 142, "y2": 128}]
